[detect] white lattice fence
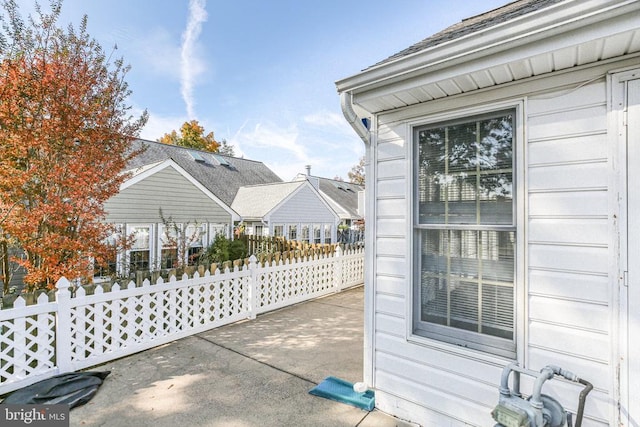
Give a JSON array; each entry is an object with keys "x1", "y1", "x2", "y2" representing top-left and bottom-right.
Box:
[
  {"x1": 341, "y1": 248, "x2": 365, "y2": 288},
  {"x1": 0, "y1": 247, "x2": 363, "y2": 395},
  {"x1": 255, "y1": 252, "x2": 338, "y2": 315},
  {"x1": 0, "y1": 294, "x2": 58, "y2": 392}
]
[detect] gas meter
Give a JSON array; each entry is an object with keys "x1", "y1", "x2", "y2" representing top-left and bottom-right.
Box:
[{"x1": 492, "y1": 364, "x2": 593, "y2": 427}]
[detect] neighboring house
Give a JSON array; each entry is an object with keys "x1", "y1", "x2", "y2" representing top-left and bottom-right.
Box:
[
  {"x1": 99, "y1": 139, "x2": 283, "y2": 279},
  {"x1": 231, "y1": 180, "x2": 340, "y2": 244},
  {"x1": 293, "y1": 171, "x2": 364, "y2": 228},
  {"x1": 336, "y1": 1, "x2": 640, "y2": 426},
  {"x1": 101, "y1": 158, "x2": 239, "y2": 279}
]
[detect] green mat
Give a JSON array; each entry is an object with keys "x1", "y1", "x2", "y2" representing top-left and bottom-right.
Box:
[{"x1": 309, "y1": 376, "x2": 375, "y2": 411}]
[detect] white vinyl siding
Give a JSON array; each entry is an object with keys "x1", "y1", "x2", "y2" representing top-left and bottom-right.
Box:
[
  {"x1": 269, "y1": 185, "x2": 337, "y2": 224},
  {"x1": 369, "y1": 74, "x2": 613, "y2": 426}
]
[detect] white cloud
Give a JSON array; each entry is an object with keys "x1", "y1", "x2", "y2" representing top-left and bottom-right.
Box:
[
  {"x1": 181, "y1": 0, "x2": 208, "y2": 119},
  {"x1": 138, "y1": 111, "x2": 188, "y2": 142},
  {"x1": 226, "y1": 117, "x2": 363, "y2": 181},
  {"x1": 303, "y1": 111, "x2": 350, "y2": 132},
  {"x1": 231, "y1": 121, "x2": 309, "y2": 163}
]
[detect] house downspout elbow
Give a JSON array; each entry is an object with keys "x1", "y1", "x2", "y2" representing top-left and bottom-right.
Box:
[{"x1": 340, "y1": 92, "x2": 370, "y2": 145}]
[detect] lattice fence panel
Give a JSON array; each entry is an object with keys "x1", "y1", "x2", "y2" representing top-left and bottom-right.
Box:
[
  {"x1": 0, "y1": 296, "x2": 56, "y2": 389},
  {"x1": 341, "y1": 249, "x2": 365, "y2": 288}
]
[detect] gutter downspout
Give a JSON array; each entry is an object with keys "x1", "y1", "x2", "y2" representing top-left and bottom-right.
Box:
[
  {"x1": 340, "y1": 92, "x2": 369, "y2": 145},
  {"x1": 340, "y1": 90, "x2": 375, "y2": 390}
]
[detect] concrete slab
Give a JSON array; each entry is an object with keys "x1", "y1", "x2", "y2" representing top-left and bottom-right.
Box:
[
  {"x1": 68, "y1": 286, "x2": 418, "y2": 427},
  {"x1": 198, "y1": 287, "x2": 365, "y2": 385}
]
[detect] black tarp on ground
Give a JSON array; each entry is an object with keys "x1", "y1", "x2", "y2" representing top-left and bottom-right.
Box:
[{"x1": 1, "y1": 371, "x2": 110, "y2": 409}]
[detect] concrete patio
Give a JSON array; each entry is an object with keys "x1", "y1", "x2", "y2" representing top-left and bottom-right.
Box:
[{"x1": 69, "y1": 286, "x2": 416, "y2": 427}]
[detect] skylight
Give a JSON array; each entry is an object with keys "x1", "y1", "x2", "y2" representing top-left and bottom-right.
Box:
[
  {"x1": 189, "y1": 151, "x2": 206, "y2": 163},
  {"x1": 213, "y1": 154, "x2": 231, "y2": 167}
]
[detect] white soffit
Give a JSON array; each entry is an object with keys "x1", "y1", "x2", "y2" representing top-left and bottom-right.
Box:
[{"x1": 339, "y1": 0, "x2": 640, "y2": 114}]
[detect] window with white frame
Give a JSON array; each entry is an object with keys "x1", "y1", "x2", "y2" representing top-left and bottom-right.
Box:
[
  {"x1": 288, "y1": 224, "x2": 297, "y2": 240},
  {"x1": 129, "y1": 225, "x2": 151, "y2": 274},
  {"x1": 324, "y1": 224, "x2": 332, "y2": 243},
  {"x1": 313, "y1": 224, "x2": 321, "y2": 244},
  {"x1": 210, "y1": 223, "x2": 227, "y2": 239},
  {"x1": 94, "y1": 226, "x2": 121, "y2": 278},
  {"x1": 301, "y1": 224, "x2": 310, "y2": 242},
  {"x1": 413, "y1": 109, "x2": 516, "y2": 358},
  {"x1": 159, "y1": 224, "x2": 179, "y2": 269},
  {"x1": 186, "y1": 224, "x2": 207, "y2": 266},
  {"x1": 273, "y1": 224, "x2": 284, "y2": 237}
]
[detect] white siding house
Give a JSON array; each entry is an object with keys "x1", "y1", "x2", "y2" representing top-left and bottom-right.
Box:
[
  {"x1": 231, "y1": 180, "x2": 340, "y2": 243},
  {"x1": 336, "y1": 1, "x2": 640, "y2": 426}
]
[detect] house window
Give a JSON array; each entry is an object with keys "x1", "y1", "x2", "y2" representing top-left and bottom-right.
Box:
[
  {"x1": 301, "y1": 225, "x2": 310, "y2": 243},
  {"x1": 273, "y1": 224, "x2": 284, "y2": 237},
  {"x1": 186, "y1": 224, "x2": 207, "y2": 266},
  {"x1": 324, "y1": 224, "x2": 332, "y2": 243},
  {"x1": 210, "y1": 224, "x2": 227, "y2": 239},
  {"x1": 159, "y1": 224, "x2": 179, "y2": 270},
  {"x1": 94, "y1": 226, "x2": 121, "y2": 278},
  {"x1": 129, "y1": 226, "x2": 151, "y2": 274},
  {"x1": 288, "y1": 224, "x2": 297, "y2": 240},
  {"x1": 413, "y1": 109, "x2": 516, "y2": 358},
  {"x1": 313, "y1": 224, "x2": 321, "y2": 244}
]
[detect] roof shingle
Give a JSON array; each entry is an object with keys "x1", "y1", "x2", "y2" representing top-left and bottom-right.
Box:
[
  {"x1": 368, "y1": 0, "x2": 563, "y2": 69},
  {"x1": 126, "y1": 140, "x2": 283, "y2": 206}
]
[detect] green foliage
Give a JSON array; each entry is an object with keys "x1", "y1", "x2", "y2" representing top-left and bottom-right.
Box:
[{"x1": 201, "y1": 234, "x2": 246, "y2": 265}]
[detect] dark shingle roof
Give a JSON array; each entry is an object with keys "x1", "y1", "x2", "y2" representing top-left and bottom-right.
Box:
[
  {"x1": 127, "y1": 139, "x2": 283, "y2": 206},
  {"x1": 316, "y1": 177, "x2": 363, "y2": 219},
  {"x1": 369, "y1": 0, "x2": 564, "y2": 69}
]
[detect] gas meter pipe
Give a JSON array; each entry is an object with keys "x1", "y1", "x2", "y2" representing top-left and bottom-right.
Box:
[{"x1": 574, "y1": 378, "x2": 593, "y2": 427}]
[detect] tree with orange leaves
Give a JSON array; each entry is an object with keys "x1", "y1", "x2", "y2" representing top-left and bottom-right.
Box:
[
  {"x1": 158, "y1": 120, "x2": 220, "y2": 152},
  {"x1": 0, "y1": 0, "x2": 147, "y2": 291}
]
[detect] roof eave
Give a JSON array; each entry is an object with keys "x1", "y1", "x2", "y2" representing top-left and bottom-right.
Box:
[{"x1": 336, "y1": 0, "x2": 639, "y2": 102}]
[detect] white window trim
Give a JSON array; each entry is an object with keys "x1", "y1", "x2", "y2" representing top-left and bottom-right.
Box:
[
  {"x1": 405, "y1": 99, "x2": 526, "y2": 364},
  {"x1": 125, "y1": 223, "x2": 154, "y2": 276}
]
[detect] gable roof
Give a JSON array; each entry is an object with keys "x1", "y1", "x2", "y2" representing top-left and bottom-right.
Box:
[
  {"x1": 294, "y1": 174, "x2": 363, "y2": 220},
  {"x1": 336, "y1": 0, "x2": 640, "y2": 114},
  {"x1": 121, "y1": 158, "x2": 240, "y2": 220},
  {"x1": 231, "y1": 181, "x2": 307, "y2": 220},
  {"x1": 126, "y1": 139, "x2": 282, "y2": 206}
]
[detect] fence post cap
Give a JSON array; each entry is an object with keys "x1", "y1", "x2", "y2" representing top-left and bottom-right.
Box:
[
  {"x1": 249, "y1": 254, "x2": 258, "y2": 264},
  {"x1": 55, "y1": 276, "x2": 71, "y2": 290}
]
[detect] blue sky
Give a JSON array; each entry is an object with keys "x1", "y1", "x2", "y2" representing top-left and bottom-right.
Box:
[{"x1": 39, "y1": 0, "x2": 508, "y2": 180}]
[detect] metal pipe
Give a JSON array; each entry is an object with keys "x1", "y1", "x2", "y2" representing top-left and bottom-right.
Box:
[
  {"x1": 530, "y1": 366, "x2": 554, "y2": 409},
  {"x1": 499, "y1": 364, "x2": 515, "y2": 397},
  {"x1": 574, "y1": 378, "x2": 593, "y2": 427}
]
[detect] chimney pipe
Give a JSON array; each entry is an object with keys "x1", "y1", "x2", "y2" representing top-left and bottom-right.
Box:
[{"x1": 305, "y1": 165, "x2": 311, "y2": 176}]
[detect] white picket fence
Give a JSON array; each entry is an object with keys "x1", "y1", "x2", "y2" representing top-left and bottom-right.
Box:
[{"x1": 0, "y1": 247, "x2": 364, "y2": 395}]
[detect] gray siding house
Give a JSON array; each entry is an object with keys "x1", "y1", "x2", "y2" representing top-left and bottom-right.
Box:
[
  {"x1": 336, "y1": 0, "x2": 640, "y2": 426},
  {"x1": 99, "y1": 140, "x2": 283, "y2": 279},
  {"x1": 231, "y1": 180, "x2": 340, "y2": 244}
]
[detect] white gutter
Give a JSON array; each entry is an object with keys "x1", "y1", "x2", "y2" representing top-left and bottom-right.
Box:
[
  {"x1": 340, "y1": 91, "x2": 369, "y2": 145},
  {"x1": 335, "y1": 0, "x2": 639, "y2": 95}
]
